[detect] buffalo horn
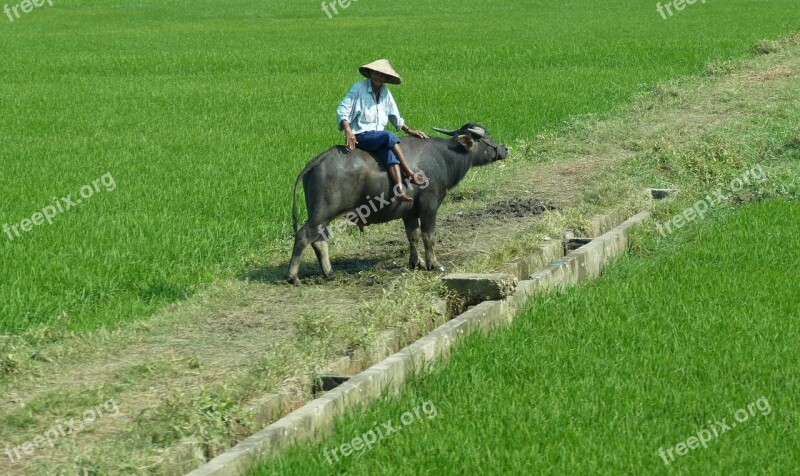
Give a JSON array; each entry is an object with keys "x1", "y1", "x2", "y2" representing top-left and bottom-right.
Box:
[
  {"x1": 466, "y1": 126, "x2": 486, "y2": 137},
  {"x1": 432, "y1": 127, "x2": 458, "y2": 136}
]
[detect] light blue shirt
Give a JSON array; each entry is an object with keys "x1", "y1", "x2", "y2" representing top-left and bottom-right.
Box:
[{"x1": 336, "y1": 79, "x2": 405, "y2": 135}]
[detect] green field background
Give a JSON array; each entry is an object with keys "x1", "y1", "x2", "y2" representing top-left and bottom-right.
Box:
[
  {"x1": 0, "y1": 0, "x2": 797, "y2": 332},
  {"x1": 252, "y1": 199, "x2": 800, "y2": 475}
]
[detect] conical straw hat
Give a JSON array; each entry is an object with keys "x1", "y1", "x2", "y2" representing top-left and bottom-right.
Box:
[{"x1": 359, "y1": 59, "x2": 402, "y2": 85}]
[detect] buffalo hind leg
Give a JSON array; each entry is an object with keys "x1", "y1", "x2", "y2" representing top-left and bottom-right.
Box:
[
  {"x1": 420, "y1": 210, "x2": 443, "y2": 271},
  {"x1": 403, "y1": 217, "x2": 424, "y2": 269},
  {"x1": 286, "y1": 223, "x2": 325, "y2": 285},
  {"x1": 311, "y1": 236, "x2": 334, "y2": 279}
]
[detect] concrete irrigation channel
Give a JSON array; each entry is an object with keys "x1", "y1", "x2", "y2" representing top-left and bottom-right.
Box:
[{"x1": 183, "y1": 205, "x2": 656, "y2": 476}]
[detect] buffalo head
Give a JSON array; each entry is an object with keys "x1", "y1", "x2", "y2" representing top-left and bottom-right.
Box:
[{"x1": 432, "y1": 123, "x2": 509, "y2": 165}]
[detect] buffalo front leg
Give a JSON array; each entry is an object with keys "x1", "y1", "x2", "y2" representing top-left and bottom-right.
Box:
[
  {"x1": 403, "y1": 216, "x2": 424, "y2": 269},
  {"x1": 420, "y1": 211, "x2": 443, "y2": 271},
  {"x1": 286, "y1": 223, "x2": 325, "y2": 285}
]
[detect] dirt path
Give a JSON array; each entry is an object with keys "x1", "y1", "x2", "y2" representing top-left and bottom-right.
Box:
[
  {"x1": 2, "y1": 35, "x2": 798, "y2": 475},
  {"x1": 0, "y1": 162, "x2": 595, "y2": 475}
]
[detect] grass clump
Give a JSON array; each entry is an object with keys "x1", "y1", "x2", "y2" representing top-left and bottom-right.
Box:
[
  {"x1": 704, "y1": 57, "x2": 738, "y2": 76},
  {"x1": 137, "y1": 385, "x2": 252, "y2": 452},
  {"x1": 751, "y1": 38, "x2": 782, "y2": 55},
  {"x1": 294, "y1": 310, "x2": 372, "y2": 358},
  {"x1": 789, "y1": 129, "x2": 800, "y2": 150},
  {"x1": 648, "y1": 134, "x2": 749, "y2": 188}
]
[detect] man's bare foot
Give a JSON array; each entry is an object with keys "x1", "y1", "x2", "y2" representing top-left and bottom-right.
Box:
[{"x1": 396, "y1": 193, "x2": 413, "y2": 203}]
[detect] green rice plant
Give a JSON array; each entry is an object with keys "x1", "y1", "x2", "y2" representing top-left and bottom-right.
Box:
[{"x1": 1, "y1": 0, "x2": 798, "y2": 335}]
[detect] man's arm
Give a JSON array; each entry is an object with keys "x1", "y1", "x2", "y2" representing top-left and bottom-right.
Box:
[
  {"x1": 388, "y1": 91, "x2": 428, "y2": 139},
  {"x1": 341, "y1": 120, "x2": 357, "y2": 150},
  {"x1": 336, "y1": 85, "x2": 358, "y2": 132},
  {"x1": 400, "y1": 123, "x2": 429, "y2": 139},
  {"x1": 337, "y1": 84, "x2": 360, "y2": 150}
]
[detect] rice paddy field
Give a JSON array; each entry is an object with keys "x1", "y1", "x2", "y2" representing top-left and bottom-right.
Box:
[
  {"x1": 1, "y1": 0, "x2": 799, "y2": 334},
  {"x1": 251, "y1": 199, "x2": 800, "y2": 475}
]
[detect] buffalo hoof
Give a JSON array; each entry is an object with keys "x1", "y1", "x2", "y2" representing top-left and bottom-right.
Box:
[
  {"x1": 285, "y1": 275, "x2": 301, "y2": 286},
  {"x1": 323, "y1": 271, "x2": 335, "y2": 280}
]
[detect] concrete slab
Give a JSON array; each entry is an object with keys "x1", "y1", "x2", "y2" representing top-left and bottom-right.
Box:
[
  {"x1": 442, "y1": 273, "x2": 518, "y2": 305},
  {"x1": 502, "y1": 241, "x2": 564, "y2": 279}
]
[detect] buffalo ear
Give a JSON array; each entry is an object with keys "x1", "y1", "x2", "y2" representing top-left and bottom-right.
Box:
[{"x1": 454, "y1": 134, "x2": 475, "y2": 151}]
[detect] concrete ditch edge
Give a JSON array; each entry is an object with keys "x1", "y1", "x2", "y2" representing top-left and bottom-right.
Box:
[{"x1": 185, "y1": 209, "x2": 651, "y2": 476}]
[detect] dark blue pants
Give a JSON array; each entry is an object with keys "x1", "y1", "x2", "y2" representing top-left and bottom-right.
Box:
[{"x1": 355, "y1": 131, "x2": 401, "y2": 167}]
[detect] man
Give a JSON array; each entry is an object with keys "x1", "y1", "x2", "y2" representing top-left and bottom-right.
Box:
[{"x1": 336, "y1": 59, "x2": 429, "y2": 202}]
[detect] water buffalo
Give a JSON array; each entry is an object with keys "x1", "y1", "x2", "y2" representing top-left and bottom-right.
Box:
[{"x1": 286, "y1": 123, "x2": 509, "y2": 285}]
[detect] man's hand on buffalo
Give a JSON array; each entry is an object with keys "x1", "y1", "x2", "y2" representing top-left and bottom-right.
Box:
[
  {"x1": 345, "y1": 131, "x2": 358, "y2": 151},
  {"x1": 341, "y1": 120, "x2": 358, "y2": 150},
  {"x1": 406, "y1": 129, "x2": 429, "y2": 140}
]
